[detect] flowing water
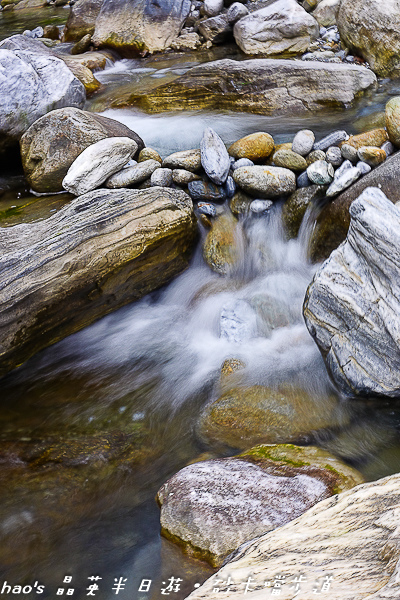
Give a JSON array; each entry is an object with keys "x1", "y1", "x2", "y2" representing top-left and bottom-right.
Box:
[{"x1": 2, "y1": 34, "x2": 400, "y2": 600}]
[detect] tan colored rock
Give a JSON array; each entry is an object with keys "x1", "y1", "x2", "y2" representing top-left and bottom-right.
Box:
[
  {"x1": 162, "y1": 149, "x2": 202, "y2": 172},
  {"x1": 229, "y1": 190, "x2": 253, "y2": 216},
  {"x1": 228, "y1": 132, "x2": 274, "y2": 161},
  {"x1": 187, "y1": 473, "x2": 400, "y2": 600},
  {"x1": 198, "y1": 385, "x2": 348, "y2": 449},
  {"x1": 273, "y1": 149, "x2": 307, "y2": 171},
  {"x1": 357, "y1": 146, "x2": 387, "y2": 167},
  {"x1": 138, "y1": 147, "x2": 162, "y2": 163},
  {"x1": 63, "y1": 0, "x2": 103, "y2": 41},
  {"x1": 306, "y1": 149, "x2": 326, "y2": 165},
  {"x1": 312, "y1": 0, "x2": 340, "y2": 27},
  {"x1": 342, "y1": 128, "x2": 388, "y2": 150},
  {"x1": 0, "y1": 188, "x2": 196, "y2": 376},
  {"x1": 386, "y1": 96, "x2": 400, "y2": 147},
  {"x1": 233, "y1": 165, "x2": 296, "y2": 198},
  {"x1": 203, "y1": 212, "x2": 243, "y2": 275},
  {"x1": 60, "y1": 55, "x2": 101, "y2": 95}
]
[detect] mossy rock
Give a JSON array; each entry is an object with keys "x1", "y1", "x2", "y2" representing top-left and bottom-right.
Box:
[
  {"x1": 282, "y1": 184, "x2": 327, "y2": 239},
  {"x1": 238, "y1": 443, "x2": 364, "y2": 493},
  {"x1": 198, "y1": 384, "x2": 350, "y2": 450}
]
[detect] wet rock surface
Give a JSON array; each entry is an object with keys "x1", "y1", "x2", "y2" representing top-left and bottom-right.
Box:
[
  {"x1": 305, "y1": 186, "x2": 400, "y2": 398},
  {"x1": 0, "y1": 188, "x2": 196, "y2": 377},
  {"x1": 156, "y1": 444, "x2": 362, "y2": 567}
]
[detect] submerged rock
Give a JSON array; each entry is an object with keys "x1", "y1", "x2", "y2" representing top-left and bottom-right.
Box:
[
  {"x1": 156, "y1": 445, "x2": 362, "y2": 566},
  {"x1": 120, "y1": 58, "x2": 377, "y2": 115},
  {"x1": 233, "y1": 0, "x2": 319, "y2": 56},
  {"x1": 203, "y1": 212, "x2": 242, "y2": 275},
  {"x1": 63, "y1": 137, "x2": 138, "y2": 195},
  {"x1": 20, "y1": 107, "x2": 144, "y2": 193},
  {"x1": 189, "y1": 472, "x2": 400, "y2": 600},
  {"x1": 198, "y1": 385, "x2": 347, "y2": 449},
  {"x1": 92, "y1": 0, "x2": 191, "y2": 55},
  {"x1": 0, "y1": 188, "x2": 196, "y2": 377},
  {"x1": 0, "y1": 35, "x2": 85, "y2": 152},
  {"x1": 304, "y1": 187, "x2": 400, "y2": 397}
]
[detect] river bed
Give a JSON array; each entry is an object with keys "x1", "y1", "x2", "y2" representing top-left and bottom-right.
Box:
[{"x1": 1, "y1": 17, "x2": 400, "y2": 600}]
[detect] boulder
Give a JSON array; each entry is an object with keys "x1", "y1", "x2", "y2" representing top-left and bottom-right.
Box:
[
  {"x1": 92, "y1": 0, "x2": 191, "y2": 55},
  {"x1": 198, "y1": 385, "x2": 348, "y2": 449},
  {"x1": 233, "y1": 165, "x2": 296, "y2": 198},
  {"x1": 198, "y1": 15, "x2": 232, "y2": 44},
  {"x1": 187, "y1": 472, "x2": 400, "y2": 600},
  {"x1": 337, "y1": 0, "x2": 400, "y2": 77},
  {"x1": 309, "y1": 150, "x2": 400, "y2": 262},
  {"x1": 233, "y1": 0, "x2": 319, "y2": 56},
  {"x1": 0, "y1": 188, "x2": 196, "y2": 376},
  {"x1": 62, "y1": 137, "x2": 139, "y2": 195},
  {"x1": 156, "y1": 445, "x2": 362, "y2": 566},
  {"x1": 20, "y1": 107, "x2": 144, "y2": 193},
  {"x1": 0, "y1": 36, "x2": 85, "y2": 153},
  {"x1": 304, "y1": 187, "x2": 400, "y2": 398},
  {"x1": 63, "y1": 0, "x2": 103, "y2": 41},
  {"x1": 122, "y1": 58, "x2": 377, "y2": 115},
  {"x1": 312, "y1": 0, "x2": 340, "y2": 27}
]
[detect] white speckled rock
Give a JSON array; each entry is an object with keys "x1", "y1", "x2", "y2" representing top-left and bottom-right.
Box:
[
  {"x1": 227, "y1": 2, "x2": 249, "y2": 24},
  {"x1": 150, "y1": 167, "x2": 173, "y2": 187},
  {"x1": 304, "y1": 186, "x2": 400, "y2": 397},
  {"x1": 186, "y1": 472, "x2": 400, "y2": 600},
  {"x1": 233, "y1": 166, "x2": 296, "y2": 198},
  {"x1": 62, "y1": 137, "x2": 138, "y2": 195},
  {"x1": 106, "y1": 159, "x2": 160, "y2": 188},
  {"x1": 200, "y1": 127, "x2": 230, "y2": 185},
  {"x1": 326, "y1": 166, "x2": 361, "y2": 197},
  {"x1": 157, "y1": 447, "x2": 355, "y2": 567},
  {"x1": 292, "y1": 129, "x2": 315, "y2": 156},
  {"x1": 234, "y1": 0, "x2": 319, "y2": 56},
  {"x1": 306, "y1": 160, "x2": 334, "y2": 184}
]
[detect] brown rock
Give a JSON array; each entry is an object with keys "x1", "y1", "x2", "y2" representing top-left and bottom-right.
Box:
[
  {"x1": 385, "y1": 96, "x2": 400, "y2": 147},
  {"x1": 138, "y1": 147, "x2": 162, "y2": 163},
  {"x1": 203, "y1": 212, "x2": 243, "y2": 275},
  {"x1": 273, "y1": 148, "x2": 307, "y2": 171},
  {"x1": 341, "y1": 128, "x2": 388, "y2": 150},
  {"x1": 357, "y1": 145, "x2": 387, "y2": 167},
  {"x1": 228, "y1": 132, "x2": 275, "y2": 161}
]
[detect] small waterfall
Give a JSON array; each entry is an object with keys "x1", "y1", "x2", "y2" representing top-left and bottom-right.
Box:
[{"x1": 25, "y1": 203, "x2": 332, "y2": 413}]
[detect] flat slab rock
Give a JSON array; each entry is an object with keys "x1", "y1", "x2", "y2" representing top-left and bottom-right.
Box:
[
  {"x1": 186, "y1": 472, "x2": 400, "y2": 600},
  {"x1": 304, "y1": 186, "x2": 400, "y2": 398},
  {"x1": 156, "y1": 445, "x2": 363, "y2": 567},
  {"x1": 0, "y1": 188, "x2": 196, "y2": 377},
  {"x1": 117, "y1": 58, "x2": 377, "y2": 115}
]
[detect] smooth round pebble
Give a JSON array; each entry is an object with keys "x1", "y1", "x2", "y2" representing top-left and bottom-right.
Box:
[
  {"x1": 307, "y1": 160, "x2": 334, "y2": 185},
  {"x1": 356, "y1": 161, "x2": 372, "y2": 175},
  {"x1": 341, "y1": 143, "x2": 358, "y2": 162},
  {"x1": 172, "y1": 169, "x2": 200, "y2": 185},
  {"x1": 139, "y1": 147, "x2": 162, "y2": 163},
  {"x1": 150, "y1": 167, "x2": 172, "y2": 187},
  {"x1": 357, "y1": 146, "x2": 386, "y2": 167},
  {"x1": 225, "y1": 175, "x2": 236, "y2": 198},
  {"x1": 292, "y1": 130, "x2": 315, "y2": 156},
  {"x1": 326, "y1": 146, "x2": 343, "y2": 167},
  {"x1": 306, "y1": 150, "x2": 326, "y2": 166}
]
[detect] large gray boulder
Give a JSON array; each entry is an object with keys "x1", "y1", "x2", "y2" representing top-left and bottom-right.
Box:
[
  {"x1": 234, "y1": 0, "x2": 319, "y2": 56},
  {"x1": 125, "y1": 58, "x2": 377, "y2": 115},
  {"x1": 338, "y1": 0, "x2": 400, "y2": 77},
  {"x1": 187, "y1": 472, "x2": 400, "y2": 600},
  {"x1": 157, "y1": 445, "x2": 362, "y2": 567},
  {"x1": 0, "y1": 36, "x2": 85, "y2": 152},
  {"x1": 304, "y1": 187, "x2": 400, "y2": 398},
  {"x1": 63, "y1": 0, "x2": 104, "y2": 41},
  {"x1": 0, "y1": 188, "x2": 196, "y2": 377},
  {"x1": 92, "y1": 0, "x2": 191, "y2": 55},
  {"x1": 20, "y1": 107, "x2": 144, "y2": 193}
]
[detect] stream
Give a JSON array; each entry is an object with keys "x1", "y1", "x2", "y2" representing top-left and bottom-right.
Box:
[{"x1": 1, "y1": 12, "x2": 400, "y2": 600}]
